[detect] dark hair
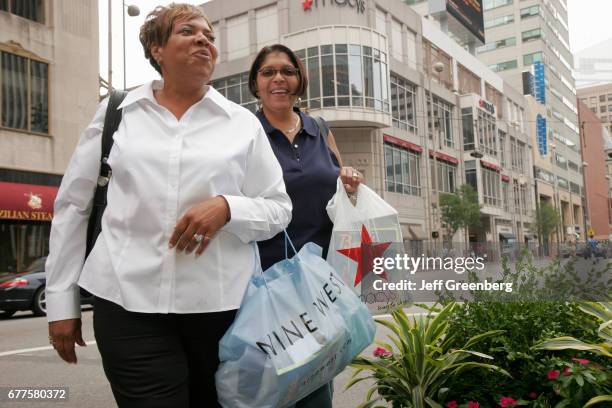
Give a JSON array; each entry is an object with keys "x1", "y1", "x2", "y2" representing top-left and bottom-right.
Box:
[
  {"x1": 248, "y1": 44, "x2": 308, "y2": 99},
  {"x1": 139, "y1": 3, "x2": 212, "y2": 75}
]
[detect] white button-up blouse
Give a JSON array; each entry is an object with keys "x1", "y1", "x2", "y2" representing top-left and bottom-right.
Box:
[{"x1": 45, "y1": 81, "x2": 292, "y2": 322}]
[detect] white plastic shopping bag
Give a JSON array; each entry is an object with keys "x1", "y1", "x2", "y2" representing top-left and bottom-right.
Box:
[
  {"x1": 326, "y1": 178, "x2": 411, "y2": 312},
  {"x1": 215, "y1": 236, "x2": 375, "y2": 408}
]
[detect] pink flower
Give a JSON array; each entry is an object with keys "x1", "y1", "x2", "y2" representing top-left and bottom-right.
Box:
[
  {"x1": 499, "y1": 397, "x2": 518, "y2": 407},
  {"x1": 447, "y1": 401, "x2": 458, "y2": 408},
  {"x1": 571, "y1": 357, "x2": 589, "y2": 364},
  {"x1": 563, "y1": 367, "x2": 571, "y2": 376},
  {"x1": 373, "y1": 347, "x2": 392, "y2": 358},
  {"x1": 527, "y1": 392, "x2": 538, "y2": 399},
  {"x1": 467, "y1": 401, "x2": 480, "y2": 408},
  {"x1": 547, "y1": 370, "x2": 560, "y2": 380}
]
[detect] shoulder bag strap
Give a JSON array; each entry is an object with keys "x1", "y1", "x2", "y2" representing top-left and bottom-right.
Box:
[{"x1": 85, "y1": 89, "x2": 128, "y2": 258}]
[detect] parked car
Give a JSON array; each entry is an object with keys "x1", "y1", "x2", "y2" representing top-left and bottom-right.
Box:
[{"x1": 0, "y1": 257, "x2": 93, "y2": 318}]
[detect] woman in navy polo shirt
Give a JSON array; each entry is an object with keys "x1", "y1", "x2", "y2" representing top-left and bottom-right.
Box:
[{"x1": 248, "y1": 44, "x2": 363, "y2": 408}]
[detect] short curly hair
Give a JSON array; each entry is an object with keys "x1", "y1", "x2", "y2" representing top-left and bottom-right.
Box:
[{"x1": 139, "y1": 3, "x2": 212, "y2": 75}]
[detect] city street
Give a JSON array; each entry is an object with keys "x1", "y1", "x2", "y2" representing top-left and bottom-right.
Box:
[
  {"x1": 0, "y1": 307, "x2": 383, "y2": 408},
  {"x1": 1, "y1": 256, "x2": 609, "y2": 407}
]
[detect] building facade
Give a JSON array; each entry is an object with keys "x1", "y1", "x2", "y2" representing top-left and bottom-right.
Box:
[
  {"x1": 577, "y1": 100, "x2": 611, "y2": 239},
  {"x1": 578, "y1": 83, "x2": 612, "y2": 135},
  {"x1": 409, "y1": 0, "x2": 586, "y2": 242},
  {"x1": 202, "y1": 0, "x2": 536, "y2": 253},
  {"x1": 0, "y1": 0, "x2": 100, "y2": 272}
]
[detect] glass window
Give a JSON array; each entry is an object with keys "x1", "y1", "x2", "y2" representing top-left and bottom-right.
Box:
[
  {"x1": 292, "y1": 44, "x2": 388, "y2": 112},
  {"x1": 431, "y1": 159, "x2": 457, "y2": 193},
  {"x1": 523, "y1": 52, "x2": 542, "y2": 66},
  {"x1": 520, "y1": 5, "x2": 540, "y2": 19},
  {"x1": 522, "y1": 28, "x2": 542, "y2": 43},
  {"x1": 477, "y1": 37, "x2": 516, "y2": 53},
  {"x1": 462, "y1": 108, "x2": 474, "y2": 150},
  {"x1": 427, "y1": 93, "x2": 454, "y2": 148},
  {"x1": 384, "y1": 143, "x2": 421, "y2": 196},
  {"x1": 1, "y1": 51, "x2": 49, "y2": 133},
  {"x1": 599, "y1": 95, "x2": 606, "y2": 103},
  {"x1": 390, "y1": 73, "x2": 417, "y2": 133},
  {"x1": 484, "y1": 0, "x2": 513, "y2": 11},
  {"x1": 600, "y1": 106, "x2": 607, "y2": 113},
  {"x1": 485, "y1": 14, "x2": 514, "y2": 29},
  {"x1": 210, "y1": 72, "x2": 256, "y2": 112},
  {"x1": 1, "y1": 0, "x2": 44, "y2": 23},
  {"x1": 488, "y1": 60, "x2": 517, "y2": 72},
  {"x1": 482, "y1": 167, "x2": 501, "y2": 207}
]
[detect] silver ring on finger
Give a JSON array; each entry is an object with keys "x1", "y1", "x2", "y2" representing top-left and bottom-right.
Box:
[{"x1": 193, "y1": 234, "x2": 204, "y2": 244}]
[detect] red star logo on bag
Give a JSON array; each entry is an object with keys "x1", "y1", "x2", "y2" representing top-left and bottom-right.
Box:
[
  {"x1": 337, "y1": 225, "x2": 391, "y2": 286},
  {"x1": 302, "y1": 0, "x2": 313, "y2": 11}
]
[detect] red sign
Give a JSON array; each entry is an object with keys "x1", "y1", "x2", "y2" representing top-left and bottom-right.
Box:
[
  {"x1": 302, "y1": 0, "x2": 313, "y2": 10},
  {"x1": 383, "y1": 135, "x2": 423, "y2": 153},
  {"x1": 480, "y1": 160, "x2": 501, "y2": 172},
  {"x1": 501, "y1": 175, "x2": 510, "y2": 182},
  {"x1": 0, "y1": 181, "x2": 58, "y2": 221},
  {"x1": 429, "y1": 151, "x2": 459, "y2": 164}
]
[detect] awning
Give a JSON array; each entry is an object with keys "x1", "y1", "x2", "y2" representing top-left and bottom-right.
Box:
[
  {"x1": 0, "y1": 181, "x2": 58, "y2": 221},
  {"x1": 406, "y1": 224, "x2": 428, "y2": 240},
  {"x1": 499, "y1": 232, "x2": 516, "y2": 240}
]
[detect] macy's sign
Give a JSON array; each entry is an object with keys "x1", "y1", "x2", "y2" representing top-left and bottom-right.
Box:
[{"x1": 303, "y1": 0, "x2": 366, "y2": 14}]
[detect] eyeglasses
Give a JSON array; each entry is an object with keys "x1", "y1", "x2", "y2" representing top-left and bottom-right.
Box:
[{"x1": 258, "y1": 66, "x2": 299, "y2": 78}]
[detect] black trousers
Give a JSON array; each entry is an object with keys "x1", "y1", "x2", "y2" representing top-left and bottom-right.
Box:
[{"x1": 93, "y1": 297, "x2": 236, "y2": 408}]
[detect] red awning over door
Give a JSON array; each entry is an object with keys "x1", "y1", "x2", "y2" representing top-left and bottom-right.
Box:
[{"x1": 0, "y1": 181, "x2": 58, "y2": 221}]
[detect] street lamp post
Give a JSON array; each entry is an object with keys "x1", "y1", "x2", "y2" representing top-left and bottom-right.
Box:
[
  {"x1": 123, "y1": 1, "x2": 141, "y2": 90},
  {"x1": 550, "y1": 142, "x2": 561, "y2": 256}
]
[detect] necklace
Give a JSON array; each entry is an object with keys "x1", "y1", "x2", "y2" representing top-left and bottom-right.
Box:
[{"x1": 285, "y1": 115, "x2": 300, "y2": 133}]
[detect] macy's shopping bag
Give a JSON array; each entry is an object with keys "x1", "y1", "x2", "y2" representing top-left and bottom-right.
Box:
[
  {"x1": 326, "y1": 178, "x2": 410, "y2": 312},
  {"x1": 215, "y1": 235, "x2": 375, "y2": 408}
]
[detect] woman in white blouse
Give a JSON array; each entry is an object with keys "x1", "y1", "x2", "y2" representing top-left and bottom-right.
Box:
[{"x1": 45, "y1": 4, "x2": 291, "y2": 407}]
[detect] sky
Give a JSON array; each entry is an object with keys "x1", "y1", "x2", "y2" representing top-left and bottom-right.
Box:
[{"x1": 98, "y1": 0, "x2": 612, "y2": 90}]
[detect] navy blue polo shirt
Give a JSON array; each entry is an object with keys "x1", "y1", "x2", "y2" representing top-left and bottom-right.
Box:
[{"x1": 256, "y1": 108, "x2": 340, "y2": 270}]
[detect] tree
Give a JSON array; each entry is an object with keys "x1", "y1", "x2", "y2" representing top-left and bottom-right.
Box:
[
  {"x1": 534, "y1": 203, "x2": 561, "y2": 255},
  {"x1": 439, "y1": 184, "x2": 481, "y2": 247}
]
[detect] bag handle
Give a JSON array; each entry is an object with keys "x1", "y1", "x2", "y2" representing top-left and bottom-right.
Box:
[
  {"x1": 251, "y1": 230, "x2": 298, "y2": 291},
  {"x1": 283, "y1": 230, "x2": 298, "y2": 260}
]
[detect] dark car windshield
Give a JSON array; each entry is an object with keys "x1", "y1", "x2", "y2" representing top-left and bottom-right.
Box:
[{"x1": 25, "y1": 257, "x2": 47, "y2": 273}]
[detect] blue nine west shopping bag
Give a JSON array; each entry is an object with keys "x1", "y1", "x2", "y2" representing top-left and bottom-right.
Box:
[{"x1": 215, "y1": 233, "x2": 375, "y2": 408}]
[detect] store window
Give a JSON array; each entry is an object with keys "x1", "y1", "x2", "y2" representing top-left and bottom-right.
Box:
[
  {"x1": 510, "y1": 137, "x2": 525, "y2": 173},
  {"x1": 384, "y1": 143, "x2": 421, "y2": 196},
  {"x1": 390, "y1": 73, "x2": 417, "y2": 133},
  {"x1": 1, "y1": 50, "x2": 49, "y2": 133},
  {"x1": 465, "y1": 160, "x2": 477, "y2": 192},
  {"x1": 297, "y1": 44, "x2": 389, "y2": 113},
  {"x1": 210, "y1": 72, "x2": 257, "y2": 112},
  {"x1": 427, "y1": 93, "x2": 454, "y2": 148},
  {"x1": 0, "y1": 221, "x2": 50, "y2": 273},
  {"x1": 0, "y1": 0, "x2": 44, "y2": 23},
  {"x1": 476, "y1": 109, "x2": 497, "y2": 158},
  {"x1": 431, "y1": 159, "x2": 457, "y2": 193},
  {"x1": 462, "y1": 108, "x2": 474, "y2": 151},
  {"x1": 482, "y1": 167, "x2": 501, "y2": 207},
  {"x1": 498, "y1": 130, "x2": 506, "y2": 167}
]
